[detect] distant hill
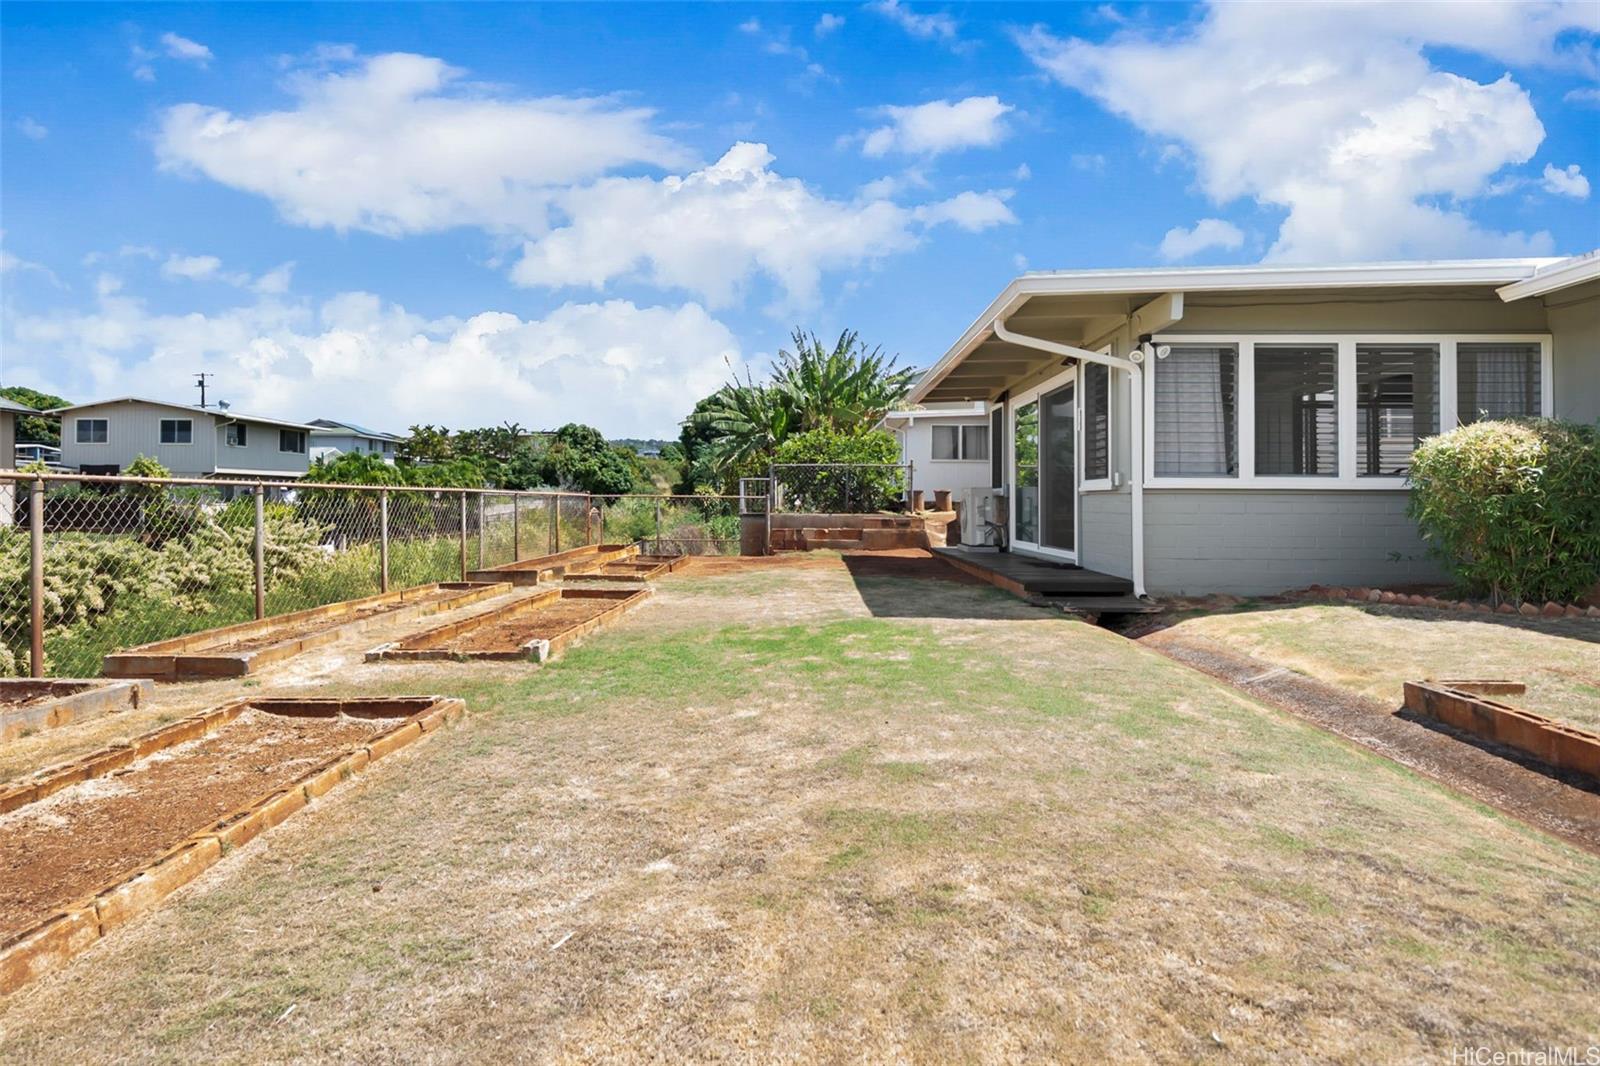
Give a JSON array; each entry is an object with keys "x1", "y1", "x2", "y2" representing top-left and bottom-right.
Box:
[
  {"x1": 1, "y1": 385, "x2": 69, "y2": 445},
  {"x1": 610, "y1": 438, "x2": 674, "y2": 455}
]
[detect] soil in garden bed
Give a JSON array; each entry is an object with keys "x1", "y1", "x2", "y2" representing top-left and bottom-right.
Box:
[
  {"x1": 199, "y1": 587, "x2": 472, "y2": 654},
  {"x1": 0, "y1": 709, "x2": 389, "y2": 938},
  {"x1": 430, "y1": 597, "x2": 624, "y2": 653}
]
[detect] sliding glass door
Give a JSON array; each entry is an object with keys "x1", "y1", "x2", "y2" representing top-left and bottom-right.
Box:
[{"x1": 1009, "y1": 370, "x2": 1076, "y2": 559}]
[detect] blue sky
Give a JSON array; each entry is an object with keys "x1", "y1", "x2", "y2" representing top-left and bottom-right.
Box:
[{"x1": 3, "y1": 2, "x2": 1597, "y2": 437}]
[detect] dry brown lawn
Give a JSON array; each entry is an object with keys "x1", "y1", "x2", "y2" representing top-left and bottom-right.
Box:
[
  {"x1": 1159, "y1": 602, "x2": 1600, "y2": 731},
  {"x1": 1, "y1": 555, "x2": 1597, "y2": 1063}
]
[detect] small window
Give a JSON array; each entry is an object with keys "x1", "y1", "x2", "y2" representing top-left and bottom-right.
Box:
[
  {"x1": 225, "y1": 423, "x2": 247, "y2": 447},
  {"x1": 1255, "y1": 344, "x2": 1338, "y2": 477},
  {"x1": 1154, "y1": 346, "x2": 1237, "y2": 477},
  {"x1": 75, "y1": 418, "x2": 109, "y2": 444},
  {"x1": 159, "y1": 418, "x2": 193, "y2": 445},
  {"x1": 1083, "y1": 362, "x2": 1110, "y2": 482},
  {"x1": 931, "y1": 423, "x2": 986, "y2": 461},
  {"x1": 279, "y1": 429, "x2": 306, "y2": 454},
  {"x1": 1457, "y1": 342, "x2": 1541, "y2": 423},
  {"x1": 1358, "y1": 344, "x2": 1438, "y2": 477}
]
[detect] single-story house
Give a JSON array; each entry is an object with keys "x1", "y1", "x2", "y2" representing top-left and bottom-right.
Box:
[
  {"x1": 307, "y1": 418, "x2": 404, "y2": 464},
  {"x1": 51, "y1": 397, "x2": 315, "y2": 481},
  {"x1": 0, "y1": 397, "x2": 32, "y2": 471},
  {"x1": 880, "y1": 402, "x2": 995, "y2": 502},
  {"x1": 909, "y1": 251, "x2": 1600, "y2": 597}
]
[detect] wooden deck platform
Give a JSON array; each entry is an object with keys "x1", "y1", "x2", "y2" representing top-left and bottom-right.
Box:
[{"x1": 932, "y1": 547, "x2": 1158, "y2": 613}]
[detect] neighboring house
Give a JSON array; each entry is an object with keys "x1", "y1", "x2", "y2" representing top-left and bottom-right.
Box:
[
  {"x1": 910, "y1": 252, "x2": 1600, "y2": 597},
  {"x1": 0, "y1": 397, "x2": 30, "y2": 471},
  {"x1": 51, "y1": 397, "x2": 315, "y2": 481},
  {"x1": 307, "y1": 418, "x2": 404, "y2": 463},
  {"x1": 880, "y1": 402, "x2": 996, "y2": 500}
]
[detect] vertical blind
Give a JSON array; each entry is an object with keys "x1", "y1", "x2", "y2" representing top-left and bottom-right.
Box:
[
  {"x1": 1457, "y1": 342, "x2": 1541, "y2": 422},
  {"x1": 1083, "y1": 362, "x2": 1110, "y2": 481},
  {"x1": 1356, "y1": 344, "x2": 1438, "y2": 476},
  {"x1": 1154, "y1": 345, "x2": 1237, "y2": 476},
  {"x1": 1255, "y1": 344, "x2": 1338, "y2": 477}
]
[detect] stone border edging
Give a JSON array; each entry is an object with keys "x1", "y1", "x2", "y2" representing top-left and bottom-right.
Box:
[{"x1": 1292, "y1": 584, "x2": 1599, "y2": 620}]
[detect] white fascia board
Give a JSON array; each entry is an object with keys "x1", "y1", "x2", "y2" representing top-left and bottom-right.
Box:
[{"x1": 1496, "y1": 250, "x2": 1600, "y2": 301}]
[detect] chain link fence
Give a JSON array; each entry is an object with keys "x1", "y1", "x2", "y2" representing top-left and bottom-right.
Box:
[
  {"x1": 768, "y1": 463, "x2": 913, "y2": 514},
  {"x1": 592, "y1": 494, "x2": 742, "y2": 555},
  {"x1": 0, "y1": 472, "x2": 630, "y2": 679}
]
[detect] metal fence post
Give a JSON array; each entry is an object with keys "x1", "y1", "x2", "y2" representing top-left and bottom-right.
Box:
[
  {"x1": 907, "y1": 460, "x2": 914, "y2": 510},
  {"x1": 512, "y1": 495, "x2": 521, "y2": 562},
  {"x1": 477, "y1": 493, "x2": 486, "y2": 569},
  {"x1": 28, "y1": 476, "x2": 44, "y2": 678},
  {"x1": 379, "y1": 489, "x2": 390, "y2": 593},
  {"x1": 654, "y1": 498, "x2": 662, "y2": 554},
  {"x1": 459, "y1": 491, "x2": 469, "y2": 580},
  {"x1": 253, "y1": 484, "x2": 266, "y2": 620},
  {"x1": 553, "y1": 496, "x2": 561, "y2": 553}
]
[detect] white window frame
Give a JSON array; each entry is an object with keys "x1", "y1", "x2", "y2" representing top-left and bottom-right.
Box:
[
  {"x1": 75, "y1": 418, "x2": 109, "y2": 445},
  {"x1": 159, "y1": 418, "x2": 193, "y2": 446},
  {"x1": 1007, "y1": 364, "x2": 1079, "y2": 563},
  {"x1": 927, "y1": 421, "x2": 989, "y2": 463},
  {"x1": 1079, "y1": 349, "x2": 1114, "y2": 493},
  {"x1": 225, "y1": 422, "x2": 248, "y2": 448},
  {"x1": 1145, "y1": 332, "x2": 1552, "y2": 490}
]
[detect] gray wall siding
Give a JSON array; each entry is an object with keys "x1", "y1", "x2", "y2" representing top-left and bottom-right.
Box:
[
  {"x1": 1142, "y1": 490, "x2": 1446, "y2": 596},
  {"x1": 60, "y1": 403, "x2": 219, "y2": 475},
  {"x1": 898, "y1": 417, "x2": 994, "y2": 499},
  {"x1": 0, "y1": 413, "x2": 14, "y2": 470},
  {"x1": 1079, "y1": 490, "x2": 1132, "y2": 580},
  {"x1": 1547, "y1": 279, "x2": 1600, "y2": 423},
  {"x1": 213, "y1": 421, "x2": 311, "y2": 475}
]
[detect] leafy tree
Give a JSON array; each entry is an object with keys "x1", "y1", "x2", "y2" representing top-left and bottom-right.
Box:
[
  {"x1": 771, "y1": 428, "x2": 903, "y2": 511},
  {"x1": 399, "y1": 424, "x2": 454, "y2": 465},
  {"x1": 539, "y1": 423, "x2": 643, "y2": 495},
  {"x1": 1, "y1": 385, "x2": 69, "y2": 445}
]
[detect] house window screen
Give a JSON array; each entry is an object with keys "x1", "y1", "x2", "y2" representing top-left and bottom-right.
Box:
[
  {"x1": 226, "y1": 423, "x2": 247, "y2": 447},
  {"x1": 1255, "y1": 344, "x2": 1338, "y2": 477},
  {"x1": 931, "y1": 425, "x2": 960, "y2": 460},
  {"x1": 1457, "y1": 342, "x2": 1541, "y2": 422},
  {"x1": 1083, "y1": 362, "x2": 1110, "y2": 481},
  {"x1": 960, "y1": 425, "x2": 989, "y2": 461},
  {"x1": 1357, "y1": 344, "x2": 1437, "y2": 476},
  {"x1": 279, "y1": 429, "x2": 306, "y2": 454},
  {"x1": 160, "y1": 419, "x2": 192, "y2": 444},
  {"x1": 1154, "y1": 345, "x2": 1237, "y2": 477},
  {"x1": 990, "y1": 407, "x2": 1004, "y2": 487}
]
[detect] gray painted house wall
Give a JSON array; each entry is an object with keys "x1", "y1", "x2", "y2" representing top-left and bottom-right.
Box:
[
  {"x1": 1010, "y1": 286, "x2": 1588, "y2": 595},
  {"x1": 309, "y1": 431, "x2": 397, "y2": 463},
  {"x1": 58, "y1": 401, "x2": 309, "y2": 477},
  {"x1": 0, "y1": 412, "x2": 14, "y2": 471}
]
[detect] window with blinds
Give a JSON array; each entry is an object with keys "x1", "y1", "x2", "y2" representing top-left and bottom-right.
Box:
[
  {"x1": 1255, "y1": 344, "x2": 1337, "y2": 477},
  {"x1": 1154, "y1": 345, "x2": 1238, "y2": 477},
  {"x1": 1457, "y1": 342, "x2": 1541, "y2": 422},
  {"x1": 1357, "y1": 344, "x2": 1437, "y2": 477},
  {"x1": 960, "y1": 424, "x2": 989, "y2": 461},
  {"x1": 931, "y1": 425, "x2": 960, "y2": 460},
  {"x1": 1083, "y1": 362, "x2": 1110, "y2": 481}
]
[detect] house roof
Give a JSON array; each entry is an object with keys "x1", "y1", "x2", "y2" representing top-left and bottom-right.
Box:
[
  {"x1": 1496, "y1": 250, "x2": 1600, "y2": 301},
  {"x1": 909, "y1": 255, "x2": 1579, "y2": 405},
  {"x1": 47, "y1": 396, "x2": 315, "y2": 431},
  {"x1": 0, "y1": 397, "x2": 39, "y2": 414},
  {"x1": 306, "y1": 418, "x2": 404, "y2": 440}
]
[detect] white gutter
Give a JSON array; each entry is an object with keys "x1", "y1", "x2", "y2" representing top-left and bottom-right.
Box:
[
  {"x1": 1496, "y1": 250, "x2": 1600, "y2": 301},
  {"x1": 991, "y1": 317, "x2": 1148, "y2": 599}
]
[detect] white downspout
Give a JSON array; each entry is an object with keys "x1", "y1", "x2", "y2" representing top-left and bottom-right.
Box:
[{"x1": 991, "y1": 318, "x2": 1147, "y2": 599}]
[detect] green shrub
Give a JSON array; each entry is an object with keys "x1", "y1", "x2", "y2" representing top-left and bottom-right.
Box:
[
  {"x1": 772, "y1": 428, "x2": 903, "y2": 512},
  {"x1": 1408, "y1": 419, "x2": 1600, "y2": 604}
]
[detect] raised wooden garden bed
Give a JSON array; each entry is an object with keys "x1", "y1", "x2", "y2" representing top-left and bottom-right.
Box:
[
  {"x1": 0, "y1": 679, "x2": 154, "y2": 744},
  {"x1": 0, "y1": 695, "x2": 464, "y2": 995},
  {"x1": 465, "y1": 543, "x2": 639, "y2": 586},
  {"x1": 366, "y1": 587, "x2": 650, "y2": 663},
  {"x1": 102, "y1": 582, "x2": 510, "y2": 681},
  {"x1": 1403, "y1": 679, "x2": 1600, "y2": 780}
]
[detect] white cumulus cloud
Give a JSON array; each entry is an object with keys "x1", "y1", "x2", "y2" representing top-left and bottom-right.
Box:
[
  {"x1": 870, "y1": 0, "x2": 960, "y2": 45},
  {"x1": 16, "y1": 117, "x2": 48, "y2": 140},
  {"x1": 155, "y1": 51, "x2": 692, "y2": 236},
  {"x1": 161, "y1": 254, "x2": 223, "y2": 281},
  {"x1": 1158, "y1": 218, "x2": 1245, "y2": 261},
  {"x1": 160, "y1": 32, "x2": 213, "y2": 65},
  {"x1": 815, "y1": 13, "x2": 845, "y2": 37},
  {"x1": 858, "y1": 96, "x2": 1014, "y2": 157},
  {"x1": 511, "y1": 142, "x2": 1014, "y2": 307},
  {"x1": 7, "y1": 286, "x2": 745, "y2": 437},
  {"x1": 1016, "y1": 1, "x2": 1592, "y2": 261},
  {"x1": 1541, "y1": 162, "x2": 1590, "y2": 199}
]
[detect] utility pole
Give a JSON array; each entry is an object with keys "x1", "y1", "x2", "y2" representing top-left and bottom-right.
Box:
[{"x1": 194, "y1": 372, "x2": 214, "y2": 409}]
